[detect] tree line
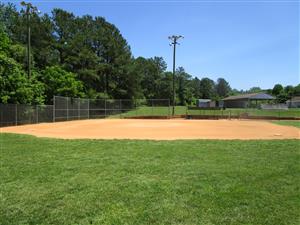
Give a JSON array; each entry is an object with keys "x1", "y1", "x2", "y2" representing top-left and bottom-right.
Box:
[{"x1": 0, "y1": 3, "x2": 299, "y2": 105}]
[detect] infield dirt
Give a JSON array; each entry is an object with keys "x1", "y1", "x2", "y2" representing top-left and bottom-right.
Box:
[{"x1": 1, "y1": 119, "x2": 299, "y2": 140}]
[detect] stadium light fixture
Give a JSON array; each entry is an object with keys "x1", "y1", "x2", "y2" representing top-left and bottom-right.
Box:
[
  {"x1": 21, "y1": 1, "x2": 40, "y2": 79},
  {"x1": 169, "y1": 35, "x2": 184, "y2": 116}
]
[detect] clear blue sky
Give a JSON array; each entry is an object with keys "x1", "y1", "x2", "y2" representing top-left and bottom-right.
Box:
[{"x1": 5, "y1": 0, "x2": 300, "y2": 90}]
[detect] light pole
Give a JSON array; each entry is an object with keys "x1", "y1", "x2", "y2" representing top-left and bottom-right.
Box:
[
  {"x1": 21, "y1": 1, "x2": 39, "y2": 79},
  {"x1": 168, "y1": 35, "x2": 183, "y2": 116}
]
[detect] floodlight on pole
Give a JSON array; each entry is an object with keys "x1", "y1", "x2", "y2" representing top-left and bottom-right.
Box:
[
  {"x1": 168, "y1": 35, "x2": 184, "y2": 116},
  {"x1": 21, "y1": 1, "x2": 40, "y2": 79}
]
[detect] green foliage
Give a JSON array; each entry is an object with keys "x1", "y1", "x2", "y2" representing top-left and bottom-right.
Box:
[
  {"x1": 292, "y1": 84, "x2": 300, "y2": 96},
  {"x1": 134, "y1": 57, "x2": 167, "y2": 99},
  {"x1": 0, "y1": 23, "x2": 44, "y2": 104},
  {"x1": 215, "y1": 78, "x2": 231, "y2": 97},
  {"x1": 41, "y1": 66, "x2": 84, "y2": 103},
  {"x1": 272, "y1": 84, "x2": 284, "y2": 96},
  {"x1": 176, "y1": 67, "x2": 193, "y2": 105},
  {"x1": 190, "y1": 77, "x2": 201, "y2": 99},
  {"x1": 284, "y1": 85, "x2": 294, "y2": 98},
  {"x1": 0, "y1": 25, "x2": 10, "y2": 53},
  {"x1": 7, "y1": 43, "x2": 26, "y2": 66},
  {"x1": 276, "y1": 90, "x2": 289, "y2": 103},
  {"x1": 157, "y1": 71, "x2": 173, "y2": 100},
  {"x1": 50, "y1": 9, "x2": 133, "y2": 99},
  {"x1": 229, "y1": 88, "x2": 241, "y2": 96},
  {"x1": 271, "y1": 84, "x2": 300, "y2": 103},
  {"x1": 86, "y1": 89, "x2": 109, "y2": 99},
  {"x1": 0, "y1": 2, "x2": 298, "y2": 106},
  {"x1": 199, "y1": 77, "x2": 216, "y2": 99},
  {"x1": 0, "y1": 53, "x2": 44, "y2": 104},
  {"x1": 0, "y1": 2, "x2": 19, "y2": 38},
  {"x1": 248, "y1": 86, "x2": 261, "y2": 93},
  {"x1": 30, "y1": 72, "x2": 46, "y2": 105}
]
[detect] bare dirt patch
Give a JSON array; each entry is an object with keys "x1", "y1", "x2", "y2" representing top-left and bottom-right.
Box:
[{"x1": 1, "y1": 119, "x2": 299, "y2": 140}]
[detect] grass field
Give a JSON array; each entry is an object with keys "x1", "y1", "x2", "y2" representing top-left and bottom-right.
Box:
[
  {"x1": 1, "y1": 133, "x2": 299, "y2": 224},
  {"x1": 106, "y1": 106, "x2": 300, "y2": 118},
  {"x1": 271, "y1": 120, "x2": 300, "y2": 128},
  {"x1": 107, "y1": 106, "x2": 186, "y2": 118},
  {"x1": 187, "y1": 108, "x2": 300, "y2": 118}
]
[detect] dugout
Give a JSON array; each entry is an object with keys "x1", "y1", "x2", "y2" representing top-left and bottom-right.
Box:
[{"x1": 223, "y1": 93, "x2": 275, "y2": 108}]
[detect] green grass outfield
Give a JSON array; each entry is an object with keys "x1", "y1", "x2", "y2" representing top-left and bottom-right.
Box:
[
  {"x1": 1, "y1": 134, "x2": 299, "y2": 225},
  {"x1": 271, "y1": 120, "x2": 300, "y2": 128},
  {"x1": 187, "y1": 108, "x2": 300, "y2": 118},
  {"x1": 109, "y1": 106, "x2": 187, "y2": 118},
  {"x1": 106, "y1": 106, "x2": 300, "y2": 118}
]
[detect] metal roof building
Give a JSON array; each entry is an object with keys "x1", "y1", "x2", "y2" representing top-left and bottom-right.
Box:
[
  {"x1": 222, "y1": 93, "x2": 275, "y2": 108},
  {"x1": 196, "y1": 99, "x2": 213, "y2": 108}
]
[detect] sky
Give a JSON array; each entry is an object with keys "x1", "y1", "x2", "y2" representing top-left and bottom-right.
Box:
[{"x1": 4, "y1": 0, "x2": 300, "y2": 90}]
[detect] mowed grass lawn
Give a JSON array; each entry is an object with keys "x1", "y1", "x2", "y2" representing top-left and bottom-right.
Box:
[
  {"x1": 271, "y1": 120, "x2": 300, "y2": 128},
  {"x1": 108, "y1": 106, "x2": 300, "y2": 118},
  {"x1": 1, "y1": 134, "x2": 299, "y2": 225},
  {"x1": 108, "y1": 106, "x2": 187, "y2": 118},
  {"x1": 187, "y1": 108, "x2": 300, "y2": 118}
]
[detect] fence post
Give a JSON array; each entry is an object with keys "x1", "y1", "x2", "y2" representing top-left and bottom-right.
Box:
[
  {"x1": 119, "y1": 99, "x2": 122, "y2": 119},
  {"x1": 67, "y1": 97, "x2": 69, "y2": 121},
  {"x1": 88, "y1": 99, "x2": 90, "y2": 119},
  {"x1": 0, "y1": 104, "x2": 2, "y2": 127},
  {"x1": 78, "y1": 98, "x2": 80, "y2": 119},
  {"x1": 36, "y1": 105, "x2": 39, "y2": 124},
  {"x1": 152, "y1": 99, "x2": 154, "y2": 117},
  {"x1": 105, "y1": 99, "x2": 107, "y2": 118},
  {"x1": 186, "y1": 105, "x2": 188, "y2": 118},
  {"x1": 53, "y1": 96, "x2": 56, "y2": 122},
  {"x1": 135, "y1": 99, "x2": 138, "y2": 117},
  {"x1": 168, "y1": 99, "x2": 170, "y2": 118},
  {"x1": 15, "y1": 104, "x2": 18, "y2": 126}
]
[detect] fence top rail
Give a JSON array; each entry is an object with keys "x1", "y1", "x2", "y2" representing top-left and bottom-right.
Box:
[
  {"x1": 54, "y1": 96, "x2": 89, "y2": 101},
  {"x1": 54, "y1": 96, "x2": 170, "y2": 101},
  {"x1": 87, "y1": 98, "x2": 170, "y2": 101},
  {"x1": 0, "y1": 103, "x2": 53, "y2": 107}
]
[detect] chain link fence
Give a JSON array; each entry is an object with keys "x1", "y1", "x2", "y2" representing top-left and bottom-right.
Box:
[
  {"x1": 54, "y1": 96, "x2": 171, "y2": 121},
  {"x1": 186, "y1": 107, "x2": 300, "y2": 120},
  {"x1": 0, "y1": 97, "x2": 171, "y2": 127},
  {"x1": 0, "y1": 104, "x2": 53, "y2": 127},
  {"x1": 54, "y1": 96, "x2": 90, "y2": 121},
  {"x1": 1, "y1": 97, "x2": 299, "y2": 127}
]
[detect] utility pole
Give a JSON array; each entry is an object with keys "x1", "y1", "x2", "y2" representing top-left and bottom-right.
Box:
[
  {"x1": 168, "y1": 35, "x2": 183, "y2": 116},
  {"x1": 21, "y1": 1, "x2": 39, "y2": 79}
]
